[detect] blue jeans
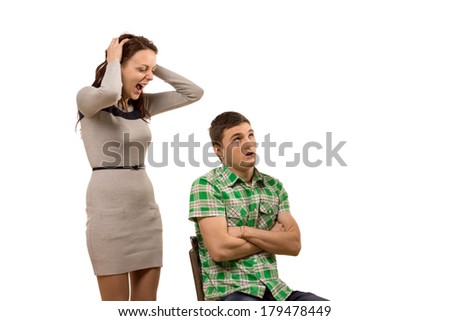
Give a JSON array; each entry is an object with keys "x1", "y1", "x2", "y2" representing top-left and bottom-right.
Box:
[{"x1": 220, "y1": 288, "x2": 328, "y2": 301}]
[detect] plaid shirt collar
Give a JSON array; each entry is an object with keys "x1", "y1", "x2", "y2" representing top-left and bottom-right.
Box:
[{"x1": 218, "y1": 164, "x2": 265, "y2": 187}]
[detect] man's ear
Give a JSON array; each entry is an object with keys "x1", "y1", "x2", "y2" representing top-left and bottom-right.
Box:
[{"x1": 213, "y1": 145, "x2": 223, "y2": 158}]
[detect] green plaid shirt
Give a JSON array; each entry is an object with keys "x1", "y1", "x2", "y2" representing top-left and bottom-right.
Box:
[{"x1": 189, "y1": 165, "x2": 293, "y2": 301}]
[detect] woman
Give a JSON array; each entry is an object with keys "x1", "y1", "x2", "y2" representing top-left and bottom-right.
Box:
[{"x1": 76, "y1": 33, "x2": 203, "y2": 300}]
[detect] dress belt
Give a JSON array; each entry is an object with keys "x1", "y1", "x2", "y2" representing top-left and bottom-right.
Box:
[{"x1": 92, "y1": 165, "x2": 145, "y2": 171}]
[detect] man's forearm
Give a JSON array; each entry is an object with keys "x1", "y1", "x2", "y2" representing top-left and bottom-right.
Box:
[
  {"x1": 219, "y1": 237, "x2": 263, "y2": 261},
  {"x1": 241, "y1": 226, "x2": 300, "y2": 256}
]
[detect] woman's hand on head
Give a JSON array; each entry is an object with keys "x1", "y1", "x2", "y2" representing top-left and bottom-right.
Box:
[{"x1": 106, "y1": 37, "x2": 130, "y2": 63}]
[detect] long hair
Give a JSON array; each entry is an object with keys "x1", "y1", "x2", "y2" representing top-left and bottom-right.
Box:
[{"x1": 76, "y1": 34, "x2": 158, "y2": 130}]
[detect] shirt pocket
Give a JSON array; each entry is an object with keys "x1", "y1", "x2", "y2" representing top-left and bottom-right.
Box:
[
  {"x1": 224, "y1": 199, "x2": 247, "y2": 226},
  {"x1": 258, "y1": 202, "x2": 279, "y2": 230}
]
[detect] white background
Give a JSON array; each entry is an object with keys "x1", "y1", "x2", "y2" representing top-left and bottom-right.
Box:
[{"x1": 1, "y1": 0, "x2": 449, "y2": 320}]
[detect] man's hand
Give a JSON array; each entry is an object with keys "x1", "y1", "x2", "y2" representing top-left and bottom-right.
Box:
[
  {"x1": 238, "y1": 212, "x2": 301, "y2": 256},
  {"x1": 198, "y1": 217, "x2": 262, "y2": 262},
  {"x1": 227, "y1": 226, "x2": 243, "y2": 238},
  {"x1": 270, "y1": 221, "x2": 285, "y2": 232},
  {"x1": 228, "y1": 222, "x2": 284, "y2": 238}
]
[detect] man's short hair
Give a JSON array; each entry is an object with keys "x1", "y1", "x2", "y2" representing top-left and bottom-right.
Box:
[{"x1": 209, "y1": 111, "x2": 251, "y2": 147}]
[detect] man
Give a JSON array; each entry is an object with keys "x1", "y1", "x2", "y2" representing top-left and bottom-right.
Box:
[{"x1": 189, "y1": 111, "x2": 327, "y2": 301}]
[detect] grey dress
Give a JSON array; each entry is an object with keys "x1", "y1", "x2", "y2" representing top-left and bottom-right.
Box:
[{"x1": 77, "y1": 61, "x2": 203, "y2": 275}]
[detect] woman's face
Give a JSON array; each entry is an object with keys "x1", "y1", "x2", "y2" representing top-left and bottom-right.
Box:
[{"x1": 121, "y1": 49, "x2": 157, "y2": 101}]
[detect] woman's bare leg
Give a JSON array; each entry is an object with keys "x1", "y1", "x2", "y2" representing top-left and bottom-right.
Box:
[
  {"x1": 130, "y1": 267, "x2": 161, "y2": 301},
  {"x1": 97, "y1": 273, "x2": 130, "y2": 301}
]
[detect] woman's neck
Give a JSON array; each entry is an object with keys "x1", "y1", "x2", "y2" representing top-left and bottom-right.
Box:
[{"x1": 118, "y1": 99, "x2": 133, "y2": 112}]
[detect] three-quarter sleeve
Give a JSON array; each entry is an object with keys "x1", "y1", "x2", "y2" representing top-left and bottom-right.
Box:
[
  {"x1": 145, "y1": 65, "x2": 204, "y2": 116},
  {"x1": 76, "y1": 61, "x2": 122, "y2": 117}
]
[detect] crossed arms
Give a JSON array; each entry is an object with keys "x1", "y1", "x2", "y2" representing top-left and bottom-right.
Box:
[{"x1": 198, "y1": 211, "x2": 301, "y2": 262}]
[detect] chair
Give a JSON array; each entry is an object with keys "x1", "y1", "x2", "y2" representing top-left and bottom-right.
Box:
[{"x1": 189, "y1": 236, "x2": 205, "y2": 301}]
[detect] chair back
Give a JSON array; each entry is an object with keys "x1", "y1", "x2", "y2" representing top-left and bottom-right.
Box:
[{"x1": 189, "y1": 236, "x2": 205, "y2": 301}]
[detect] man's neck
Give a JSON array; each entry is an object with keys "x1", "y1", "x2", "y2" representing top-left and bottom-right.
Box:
[{"x1": 229, "y1": 167, "x2": 255, "y2": 185}]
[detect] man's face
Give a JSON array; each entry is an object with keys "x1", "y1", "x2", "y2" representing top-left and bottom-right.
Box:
[{"x1": 216, "y1": 122, "x2": 257, "y2": 171}]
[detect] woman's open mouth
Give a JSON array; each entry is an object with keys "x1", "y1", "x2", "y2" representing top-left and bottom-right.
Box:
[{"x1": 135, "y1": 84, "x2": 144, "y2": 95}]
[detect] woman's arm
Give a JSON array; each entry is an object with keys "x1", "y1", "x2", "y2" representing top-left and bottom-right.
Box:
[
  {"x1": 76, "y1": 61, "x2": 122, "y2": 117},
  {"x1": 144, "y1": 65, "x2": 204, "y2": 116}
]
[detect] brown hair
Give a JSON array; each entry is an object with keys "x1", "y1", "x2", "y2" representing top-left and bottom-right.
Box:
[
  {"x1": 76, "y1": 33, "x2": 158, "y2": 130},
  {"x1": 92, "y1": 33, "x2": 158, "y2": 120},
  {"x1": 209, "y1": 111, "x2": 251, "y2": 148}
]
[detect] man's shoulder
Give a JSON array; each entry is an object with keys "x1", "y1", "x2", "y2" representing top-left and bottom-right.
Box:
[
  {"x1": 257, "y1": 169, "x2": 284, "y2": 188},
  {"x1": 191, "y1": 167, "x2": 224, "y2": 187}
]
